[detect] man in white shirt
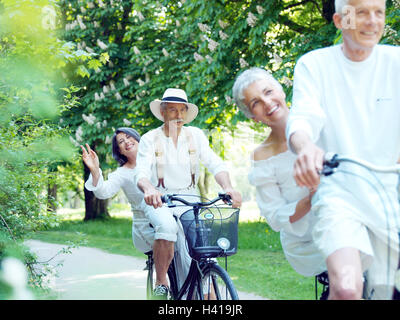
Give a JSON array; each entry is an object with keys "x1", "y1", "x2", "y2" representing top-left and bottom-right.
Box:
[
  {"x1": 286, "y1": 0, "x2": 400, "y2": 299},
  {"x1": 136, "y1": 88, "x2": 242, "y2": 298}
]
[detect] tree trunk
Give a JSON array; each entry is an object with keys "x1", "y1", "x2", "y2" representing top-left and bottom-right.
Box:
[
  {"x1": 197, "y1": 168, "x2": 211, "y2": 200},
  {"x1": 47, "y1": 181, "x2": 57, "y2": 212},
  {"x1": 83, "y1": 158, "x2": 109, "y2": 221}
]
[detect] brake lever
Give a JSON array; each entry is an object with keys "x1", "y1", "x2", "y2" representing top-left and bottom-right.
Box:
[
  {"x1": 321, "y1": 152, "x2": 339, "y2": 176},
  {"x1": 161, "y1": 194, "x2": 176, "y2": 208},
  {"x1": 218, "y1": 192, "x2": 232, "y2": 205}
]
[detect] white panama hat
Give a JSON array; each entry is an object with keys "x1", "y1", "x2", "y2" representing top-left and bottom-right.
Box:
[{"x1": 149, "y1": 88, "x2": 199, "y2": 124}]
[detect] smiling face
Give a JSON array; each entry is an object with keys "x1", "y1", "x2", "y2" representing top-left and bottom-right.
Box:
[
  {"x1": 161, "y1": 102, "x2": 188, "y2": 133},
  {"x1": 242, "y1": 78, "x2": 288, "y2": 126},
  {"x1": 116, "y1": 132, "x2": 139, "y2": 159},
  {"x1": 333, "y1": 0, "x2": 386, "y2": 60}
]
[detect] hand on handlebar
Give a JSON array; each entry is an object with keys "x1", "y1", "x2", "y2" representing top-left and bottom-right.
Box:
[
  {"x1": 223, "y1": 188, "x2": 242, "y2": 208},
  {"x1": 143, "y1": 186, "x2": 163, "y2": 209},
  {"x1": 293, "y1": 142, "x2": 324, "y2": 189}
]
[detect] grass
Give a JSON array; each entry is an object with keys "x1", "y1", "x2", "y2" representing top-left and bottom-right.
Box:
[{"x1": 29, "y1": 208, "x2": 317, "y2": 300}]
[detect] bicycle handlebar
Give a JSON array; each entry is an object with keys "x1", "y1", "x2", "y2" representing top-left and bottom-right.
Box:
[
  {"x1": 161, "y1": 192, "x2": 232, "y2": 208},
  {"x1": 322, "y1": 152, "x2": 400, "y2": 176}
]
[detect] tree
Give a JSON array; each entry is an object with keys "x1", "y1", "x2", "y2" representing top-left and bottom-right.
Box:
[
  {"x1": 58, "y1": 0, "x2": 399, "y2": 219},
  {"x1": 0, "y1": 0, "x2": 98, "y2": 296}
]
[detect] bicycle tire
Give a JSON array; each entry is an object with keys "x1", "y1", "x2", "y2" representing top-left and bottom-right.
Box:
[
  {"x1": 146, "y1": 255, "x2": 155, "y2": 300},
  {"x1": 200, "y1": 263, "x2": 239, "y2": 300},
  {"x1": 146, "y1": 255, "x2": 179, "y2": 300}
]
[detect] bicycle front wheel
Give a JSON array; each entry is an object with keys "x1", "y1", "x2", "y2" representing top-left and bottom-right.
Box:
[{"x1": 200, "y1": 263, "x2": 239, "y2": 300}]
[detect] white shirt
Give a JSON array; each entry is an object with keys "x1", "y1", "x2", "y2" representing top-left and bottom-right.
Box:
[
  {"x1": 286, "y1": 44, "x2": 400, "y2": 228},
  {"x1": 248, "y1": 151, "x2": 325, "y2": 276},
  {"x1": 85, "y1": 167, "x2": 154, "y2": 253},
  {"x1": 136, "y1": 125, "x2": 227, "y2": 193}
]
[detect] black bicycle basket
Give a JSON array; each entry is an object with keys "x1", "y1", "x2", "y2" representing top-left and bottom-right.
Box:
[{"x1": 179, "y1": 206, "x2": 239, "y2": 259}]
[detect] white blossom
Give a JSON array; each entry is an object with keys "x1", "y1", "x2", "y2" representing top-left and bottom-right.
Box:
[
  {"x1": 225, "y1": 95, "x2": 233, "y2": 104},
  {"x1": 87, "y1": 2, "x2": 95, "y2": 9},
  {"x1": 194, "y1": 52, "x2": 204, "y2": 61},
  {"x1": 95, "y1": 67, "x2": 101, "y2": 73},
  {"x1": 123, "y1": 78, "x2": 130, "y2": 86},
  {"x1": 218, "y1": 20, "x2": 229, "y2": 29},
  {"x1": 115, "y1": 92, "x2": 122, "y2": 100},
  {"x1": 80, "y1": 6, "x2": 86, "y2": 13},
  {"x1": 75, "y1": 126, "x2": 83, "y2": 142},
  {"x1": 82, "y1": 113, "x2": 96, "y2": 125},
  {"x1": 137, "y1": 78, "x2": 145, "y2": 86},
  {"x1": 208, "y1": 39, "x2": 219, "y2": 52},
  {"x1": 94, "y1": 92, "x2": 100, "y2": 101},
  {"x1": 383, "y1": 25, "x2": 396, "y2": 37},
  {"x1": 200, "y1": 34, "x2": 208, "y2": 42},
  {"x1": 133, "y1": 46, "x2": 141, "y2": 55},
  {"x1": 103, "y1": 85, "x2": 109, "y2": 93},
  {"x1": 42, "y1": 5, "x2": 56, "y2": 30},
  {"x1": 256, "y1": 5, "x2": 265, "y2": 15},
  {"x1": 162, "y1": 48, "x2": 169, "y2": 57},
  {"x1": 239, "y1": 57, "x2": 249, "y2": 68},
  {"x1": 176, "y1": 20, "x2": 181, "y2": 27},
  {"x1": 103, "y1": 120, "x2": 108, "y2": 127},
  {"x1": 100, "y1": 92, "x2": 105, "y2": 100},
  {"x1": 97, "y1": 39, "x2": 108, "y2": 50},
  {"x1": 110, "y1": 81, "x2": 116, "y2": 91},
  {"x1": 77, "y1": 16, "x2": 86, "y2": 30},
  {"x1": 219, "y1": 30, "x2": 228, "y2": 40},
  {"x1": 246, "y1": 12, "x2": 257, "y2": 27},
  {"x1": 98, "y1": 0, "x2": 105, "y2": 8},
  {"x1": 205, "y1": 55, "x2": 213, "y2": 64},
  {"x1": 198, "y1": 23, "x2": 211, "y2": 33},
  {"x1": 65, "y1": 20, "x2": 78, "y2": 31},
  {"x1": 86, "y1": 46, "x2": 94, "y2": 53},
  {"x1": 105, "y1": 135, "x2": 112, "y2": 144},
  {"x1": 96, "y1": 122, "x2": 102, "y2": 129},
  {"x1": 282, "y1": 76, "x2": 293, "y2": 87},
  {"x1": 137, "y1": 11, "x2": 145, "y2": 21},
  {"x1": 123, "y1": 118, "x2": 131, "y2": 126},
  {"x1": 272, "y1": 53, "x2": 283, "y2": 65},
  {"x1": 94, "y1": 21, "x2": 100, "y2": 28}
]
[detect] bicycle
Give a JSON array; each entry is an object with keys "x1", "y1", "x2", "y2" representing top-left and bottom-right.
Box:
[
  {"x1": 145, "y1": 192, "x2": 240, "y2": 300},
  {"x1": 320, "y1": 152, "x2": 400, "y2": 299}
]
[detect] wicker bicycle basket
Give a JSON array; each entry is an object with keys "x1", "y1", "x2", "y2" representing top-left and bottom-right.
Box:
[{"x1": 179, "y1": 206, "x2": 239, "y2": 259}]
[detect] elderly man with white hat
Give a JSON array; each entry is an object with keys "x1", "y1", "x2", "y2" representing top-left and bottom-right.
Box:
[{"x1": 136, "y1": 88, "x2": 242, "y2": 299}]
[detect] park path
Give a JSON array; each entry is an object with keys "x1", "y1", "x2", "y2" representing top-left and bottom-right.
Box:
[{"x1": 25, "y1": 239, "x2": 267, "y2": 300}]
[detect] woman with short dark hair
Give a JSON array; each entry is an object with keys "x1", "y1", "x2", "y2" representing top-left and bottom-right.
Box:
[{"x1": 81, "y1": 127, "x2": 155, "y2": 254}]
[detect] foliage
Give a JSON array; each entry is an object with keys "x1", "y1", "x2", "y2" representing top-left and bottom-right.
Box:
[
  {"x1": 57, "y1": 0, "x2": 338, "y2": 164},
  {"x1": 57, "y1": 0, "x2": 400, "y2": 217},
  {"x1": 0, "y1": 0, "x2": 96, "y2": 298}
]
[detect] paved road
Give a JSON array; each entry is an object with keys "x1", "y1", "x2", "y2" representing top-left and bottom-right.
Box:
[{"x1": 26, "y1": 240, "x2": 267, "y2": 300}]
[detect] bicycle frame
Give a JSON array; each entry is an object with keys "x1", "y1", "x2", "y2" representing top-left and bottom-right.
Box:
[{"x1": 148, "y1": 193, "x2": 238, "y2": 300}]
